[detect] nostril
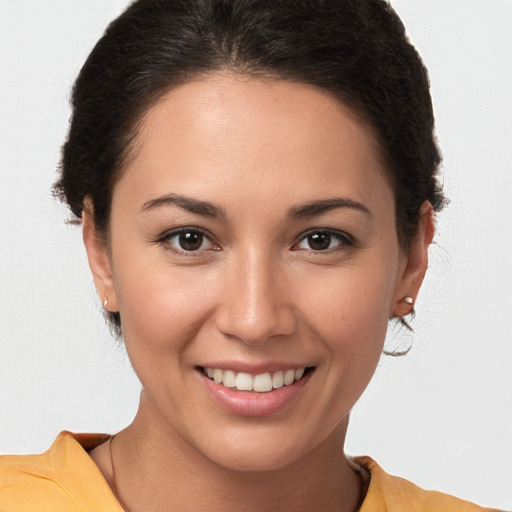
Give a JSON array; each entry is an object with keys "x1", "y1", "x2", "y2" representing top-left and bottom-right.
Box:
[{"x1": 214, "y1": 301, "x2": 297, "y2": 345}]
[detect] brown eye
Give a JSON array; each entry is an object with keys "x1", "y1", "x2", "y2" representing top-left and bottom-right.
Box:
[
  {"x1": 294, "y1": 230, "x2": 353, "y2": 252},
  {"x1": 307, "y1": 232, "x2": 332, "y2": 251},
  {"x1": 161, "y1": 228, "x2": 216, "y2": 253},
  {"x1": 178, "y1": 231, "x2": 204, "y2": 251}
]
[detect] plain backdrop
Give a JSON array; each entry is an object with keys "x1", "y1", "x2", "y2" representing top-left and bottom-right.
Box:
[{"x1": 0, "y1": 1, "x2": 511, "y2": 509}]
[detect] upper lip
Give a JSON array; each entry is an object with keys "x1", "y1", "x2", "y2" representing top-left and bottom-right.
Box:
[{"x1": 197, "y1": 361, "x2": 313, "y2": 374}]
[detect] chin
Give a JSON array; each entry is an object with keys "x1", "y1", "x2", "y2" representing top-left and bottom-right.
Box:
[{"x1": 195, "y1": 426, "x2": 318, "y2": 473}]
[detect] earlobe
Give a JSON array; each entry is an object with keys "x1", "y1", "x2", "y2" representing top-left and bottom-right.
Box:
[
  {"x1": 82, "y1": 199, "x2": 119, "y2": 312},
  {"x1": 392, "y1": 201, "x2": 435, "y2": 317}
]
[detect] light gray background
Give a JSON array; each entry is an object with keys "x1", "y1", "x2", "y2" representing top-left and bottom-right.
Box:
[{"x1": 0, "y1": 1, "x2": 511, "y2": 509}]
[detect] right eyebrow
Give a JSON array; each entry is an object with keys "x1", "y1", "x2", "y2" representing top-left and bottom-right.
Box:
[
  {"x1": 288, "y1": 197, "x2": 372, "y2": 219},
  {"x1": 141, "y1": 193, "x2": 228, "y2": 221}
]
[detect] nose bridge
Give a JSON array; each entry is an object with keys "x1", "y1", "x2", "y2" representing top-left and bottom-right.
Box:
[{"x1": 216, "y1": 246, "x2": 295, "y2": 344}]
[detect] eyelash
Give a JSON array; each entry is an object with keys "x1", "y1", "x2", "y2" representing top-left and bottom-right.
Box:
[
  {"x1": 292, "y1": 229, "x2": 355, "y2": 253},
  {"x1": 157, "y1": 227, "x2": 219, "y2": 256},
  {"x1": 157, "y1": 226, "x2": 355, "y2": 256}
]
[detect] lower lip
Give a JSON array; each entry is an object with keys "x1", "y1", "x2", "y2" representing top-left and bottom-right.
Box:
[{"x1": 199, "y1": 370, "x2": 313, "y2": 417}]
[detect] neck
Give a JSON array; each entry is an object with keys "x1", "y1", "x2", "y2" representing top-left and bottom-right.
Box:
[{"x1": 110, "y1": 391, "x2": 363, "y2": 512}]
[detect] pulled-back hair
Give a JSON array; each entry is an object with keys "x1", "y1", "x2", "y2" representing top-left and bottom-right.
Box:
[{"x1": 55, "y1": 0, "x2": 444, "y2": 334}]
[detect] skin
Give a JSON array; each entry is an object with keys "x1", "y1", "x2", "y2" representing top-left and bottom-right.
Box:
[{"x1": 85, "y1": 74, "x2": 434, "y2": 511}]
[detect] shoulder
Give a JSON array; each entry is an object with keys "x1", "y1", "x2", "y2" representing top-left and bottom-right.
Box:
[
  {"x1": 0, "y1": 431, "x2": 122, "y2": 512},
  {"x1": 355, "y1": 456, "x2": 501, "y2": 512}
]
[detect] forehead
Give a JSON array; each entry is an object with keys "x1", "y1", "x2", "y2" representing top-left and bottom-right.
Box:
[{"x1": 116, "y1": 74, "x2": 391, "y2": 212}]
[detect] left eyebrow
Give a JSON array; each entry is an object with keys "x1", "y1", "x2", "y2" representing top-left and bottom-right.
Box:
[
  {"x1": 288, "y1": 197, "x2": 371, "y2": 219},
  {"x1": 141, "y1": 193, "x2": 227, "y2": 220}
]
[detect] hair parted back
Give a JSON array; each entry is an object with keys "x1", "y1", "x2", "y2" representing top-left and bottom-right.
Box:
[{"x1": 54, "y1": 0, "x2": 444, "y2": 335}]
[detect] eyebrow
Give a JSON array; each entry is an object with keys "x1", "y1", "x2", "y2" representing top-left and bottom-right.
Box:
[
  {"x1": 141, "y1": 193, "x2": 370, "y2": 221},
  {"x1": 289, "y1": 197, "x2": 371, "y2": 218},
  {"x1": 141, "y1": 193, "x2": 227, "y2": 220}
]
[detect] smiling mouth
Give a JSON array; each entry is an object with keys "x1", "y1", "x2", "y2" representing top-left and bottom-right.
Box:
[{"x1": 200, "y1": 367, "x2": 315, "y2": 393}]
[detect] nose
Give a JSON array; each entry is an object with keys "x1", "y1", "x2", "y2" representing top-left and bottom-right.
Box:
[{"x1": 215, "y1": 250, "x2": 297, "y2": 345}]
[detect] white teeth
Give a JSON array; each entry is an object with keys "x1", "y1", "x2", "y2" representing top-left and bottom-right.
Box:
[
  {"x1": 235, "y1": 372, "x2": 253, "y2": 391},
  {"x1": 272, "y1": 371, "x2": 284, "y2": 389},
  {"x1": 223, "y1": 370, "x2": 236, "y2": 388},
  {"x1": 283, "y1": 369, "x2": 295, "y2": 386},
  {"x1": 213, "y1": 368, "x2": 223, "y2": 384},
  {"x1": 203, "y1": 367, "x2": 308, "y2": 393},
  {"x1": 253, "y1": 373, "x2": 272, "y2": 392}
]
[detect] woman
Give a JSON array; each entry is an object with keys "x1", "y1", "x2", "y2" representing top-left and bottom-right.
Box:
[{"x1": 0, "y1": 0, "x2": 504, "y2": 510}]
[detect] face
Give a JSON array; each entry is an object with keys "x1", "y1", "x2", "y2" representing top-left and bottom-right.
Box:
[{"x1": 85, "y1": 74, "x2": 430, "y2": 471}]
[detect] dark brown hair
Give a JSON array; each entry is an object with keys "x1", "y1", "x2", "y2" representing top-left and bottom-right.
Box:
[{"x1": 55, "y1": 0, "x2": 444, "y2": 334}]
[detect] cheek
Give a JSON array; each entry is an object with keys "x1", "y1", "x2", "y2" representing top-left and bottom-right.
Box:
[
  {"x1": 298, "y1": 263, "x2": 394, "y2": 365},
  {"x1": 111, "y1": 250, "x2": 218, "y2": 352}
]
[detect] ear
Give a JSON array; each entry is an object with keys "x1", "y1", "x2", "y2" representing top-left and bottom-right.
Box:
[
  {"x1": 392, "y1": 201, "x2": 435, "y2": 317},
  {"x1": 82, "y1": 198, "x2": 119, "y2": 312}
]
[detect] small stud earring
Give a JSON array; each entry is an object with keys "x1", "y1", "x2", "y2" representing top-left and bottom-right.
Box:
[
  {"x1": 103, "y1": 297, "x2": 108, "y2": 309},
  {"x1": 402, "y1": 296, "x2": 414, "y2": 306}
]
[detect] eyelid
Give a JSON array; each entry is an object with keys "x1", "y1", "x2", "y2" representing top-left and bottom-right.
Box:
[
  {"x1": 156, "y1": 226, "x2": 220, "y2": 254},
  {"x1": 292, "y1": 228, "x2": 356, "y2": 251}
]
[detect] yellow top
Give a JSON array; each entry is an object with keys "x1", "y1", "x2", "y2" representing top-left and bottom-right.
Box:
[{"x1": 0, "y1": 431, "x2": 498, "y2": 512}]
